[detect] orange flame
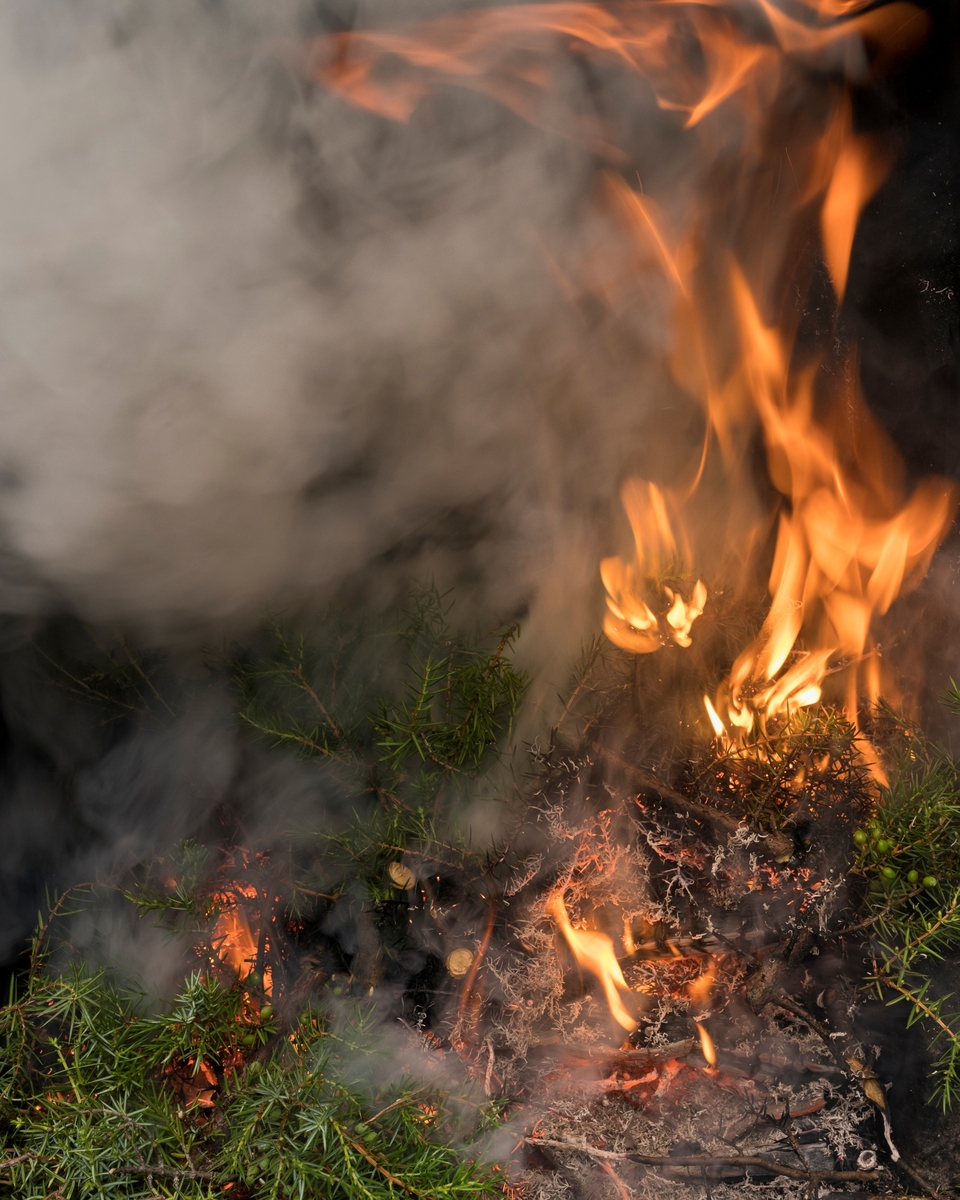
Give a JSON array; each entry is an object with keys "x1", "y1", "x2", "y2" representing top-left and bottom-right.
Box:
[
  {"x1": 590, "y1": 7, "x2": 954, "y2": 732},
  {"x1": 601, "y1": 482, "x2": 708, "y2": 654},
  {"x1": 686, "y1": 961, "x2": 717, "y2": 1015},
  {"x1": 695, "y1": 1020, "x2": 717, "y2": 1067},
  {"x1": 212, "y1": 893, "x2": 273, "y2": 995},
  {"x1": 310, "y1": 2, "x2": 929, "y2": 140},
  {"x1": 213, "y1": 902, "x2": 257, "y2": 977},
  {"x1": 308, "y1": 1, "x2": 951, "y2": 732},
  {"x1": 547, "y1": 892, "x2": 636, "y2": 1031},
  {"x1": 820, "y1": 120, "x2": 890, "y2": 300},
  {"x1": 703, "y1": 271, "x2": 956, "y2": 738}
]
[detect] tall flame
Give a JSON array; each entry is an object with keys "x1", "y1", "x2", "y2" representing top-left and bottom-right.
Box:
[
  {"x1": 308, "y1": 0, "x2": 953, "y2": 734},
  {"x1": 213, "y1": 901, "x2": 257, "y2": 979},
  {"x1": 600, "y1": 92, "x2": 955, "y2": 734},
  {"x1": 547, "y1": 892, "x2": 636, "y2": 1031}
]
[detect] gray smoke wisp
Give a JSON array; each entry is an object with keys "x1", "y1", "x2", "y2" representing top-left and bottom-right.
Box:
[
  {"x1": 0, "y1": 0, "x2": 705, "y2": 983},
  {"x1": 1, "y1": 0, "x2": 954, "y2": 1013},
  {"x1": 0, "y1": 0, "x2": 688, "y2": 669}
]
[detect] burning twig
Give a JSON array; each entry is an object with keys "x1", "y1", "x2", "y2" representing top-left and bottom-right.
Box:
[
  {"x1": 599, "y1": 1158, "x2": 634, "y2": 1200},
  {"x1": 454, "y1": 895, "x2": 498, "y2": 1046},
  {"x1": 575, "y1": 1038, "x2": 696, "y2": 1064}
]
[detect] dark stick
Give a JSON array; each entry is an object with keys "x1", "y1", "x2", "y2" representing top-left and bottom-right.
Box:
[
  {"x1": 774, "y1": 996, "x2": 946, "y2": 1200},
  {"x1": 0, "y1": 1154, "x2": 41, "y2": 1169},
  {"x1": 774, "y1": 995, "x2": 851, "y2": 1074},
  {"x1": 594, "y1": 747, "x2": 743, "y2": 836},
  {"x1": 458, "y1": 894, "x2": 497, "y2": 1023},
  {"x1": 523, "y1": 1139, "x2": 881, "y2": 1185},
  {"x1": 573, "y1": 1037, "x2": 696, "y2": 1064}
]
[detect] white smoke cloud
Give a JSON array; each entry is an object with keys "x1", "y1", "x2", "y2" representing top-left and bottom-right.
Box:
[{"x1": 0, "y1": 0, "x2": 683, "y2": 679}]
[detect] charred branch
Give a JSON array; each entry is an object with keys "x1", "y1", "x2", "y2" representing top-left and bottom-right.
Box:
[{"x1": 524, "y1": 1138, "x2": 883, "y2": 1185}]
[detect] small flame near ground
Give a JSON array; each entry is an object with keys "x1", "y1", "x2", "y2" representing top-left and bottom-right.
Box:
[
  {"x1": 546, "y1": 892, "x2": 636, "y2": 1032},
  {"x1": 695, "y1": 1021, "x2": 717, "y2": 1069}
]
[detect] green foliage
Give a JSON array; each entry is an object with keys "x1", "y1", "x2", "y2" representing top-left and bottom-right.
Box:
[
  {"x1": 0, "y1": 935, "x2": 500, "y2": 1199},
  {"x1": 124, "y1": 841, "x2": 217, "y2": 927},
  {"x1": 32, "y1": 587, "x2": 528, "y2": 812},
  {"x1": 231, "y1": 618, "x2": 373, "y2": 764},
  {"x1": 312, "y1": 803, "x2": 483, "y2": 913},
  {"x1": 852, "y1": 735, "x2": 960, "y2": 1109},
  {"x1": 942, "y1": 677, "x2": 960, "y2": 719},
  {"x1": 693, "y1": 703, "x2": 869, "y2": 831},
  {"x1": 374, "y1": 626, "x2": 524, "y2": 775},
  {"x1": 33, "y1": 623, "x2": 172, "y2": 723},
  {"x1": 852, "y1": 748, "x2": 960, "y2": 904},
  {"x1": 222, "y1": 1059, "x2": 494, "y2": 1200},
  {"x1": 231, "y1": 586, "x2": 527, "y2": 803},
  {"x1": 865, "y1": 892, "x2": 960, "y2": 1111},
  {"x1": 545, "y1": 636, "x2": 635, "y2": 751},
  {"x1": 231, "y1": 587, "x2": 526, "y2": 913},
  {"x1": 149, "y1": 972, "x2": 250, "y2": 1072}
]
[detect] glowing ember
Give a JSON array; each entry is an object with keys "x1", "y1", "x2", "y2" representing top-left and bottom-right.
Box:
[
  {"x1": 546, "y1": 892, "x2": 636, "y2": 1031},
  {"x1": 212, "y1": 892, "x2": 273, "y2": 996}
]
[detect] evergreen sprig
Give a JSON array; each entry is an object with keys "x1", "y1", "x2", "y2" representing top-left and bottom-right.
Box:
[
  {"x1": 866, "y1": 887, "x2": 960, "y2": 1110},
  {"x1": 851, "y1": 732, "x2": 960, "y2": 1108},
  {"x1": 374, "y1": 625, "x2": 525, "y2": 776},
  {"x1": 0, "y1": 936, "x2": 500, "y2": 1199},
  {"x1": 692, "y1": 703, "x2": 869, "y2": 832},
  {"x1": 32, "y1": 624, "x2": 172, "y2": 723},
  {"x1": 231, "y1": 586, "x2": 527, "y2": 808}
]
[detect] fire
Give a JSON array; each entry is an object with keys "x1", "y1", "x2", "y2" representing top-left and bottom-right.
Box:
[
  {"x1": 213, "y1": 902, "x2": 257, "y2": 979},
  {"x1": 686, "y1": 961, "x2": 716, "y2": 1015},
  {"x1": 547, "y1": 892, "x2": 636, "y2": 1031},
  {"x1": 601, "y1": 91, "x2": 956, "y2": 735},
  {"x1": 308, "y1": 1, "x2": 954, "y2": 734},
  {"x1": 601, "y1": 482, "x2": 708, "y2": 654},
  {"x1": 703, "y1": 694, "x2": 726, "y2": 739},
  {"x1": 583, "y1": 5, "x2": 955, "y2": 732},
  {"x1": 695, "y1": 1021, "x2": 717, "y2": 1068},
  {"x1": 212, "y1": 891, "x2": 273, "y2": 996},
  {"x1": 706, "y1": 272, "x2": 956, "y2": 737},
  {"x1": 819, "y1": 113, "x2": 891, "y2": 302}
]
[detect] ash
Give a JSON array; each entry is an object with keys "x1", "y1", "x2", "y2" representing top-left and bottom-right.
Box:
[
  {"x1": 520, "y1": 1005, "x2": 873, "y2": 1200},
  {"x1": 436, "y1": 729, "x2": 893, "y2": 1199}
]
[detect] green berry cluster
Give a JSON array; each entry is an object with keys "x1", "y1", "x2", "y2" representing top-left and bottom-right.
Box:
[
  {"x1": 237, "y1": 972, "x2": 274, "y2": 1048},
  {"x1": 852, "y1": 819, "x2": 938, "y2": 890}
]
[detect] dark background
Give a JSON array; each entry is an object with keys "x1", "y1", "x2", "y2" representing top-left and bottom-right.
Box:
[{"x1": 849, "y1": 0, "x2": 960, "y2": 481}]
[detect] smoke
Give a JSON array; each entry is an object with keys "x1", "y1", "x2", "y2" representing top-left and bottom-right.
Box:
[
  {"x1": 0, "y1": 0, "x2": 956, "y2": 990},
  {"x1": 0, "y1": 0, "x2": 688, "y2": 677}
]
